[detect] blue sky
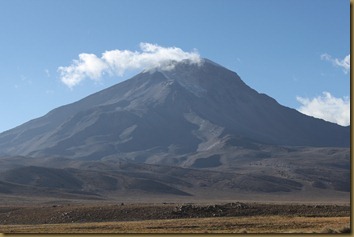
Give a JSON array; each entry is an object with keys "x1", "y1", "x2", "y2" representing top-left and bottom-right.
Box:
[{"x1": 0, "y1": 0, "x2": 350, "y2": 133}]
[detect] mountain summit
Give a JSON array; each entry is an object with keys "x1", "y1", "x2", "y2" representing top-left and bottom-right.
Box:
[
  {"x1": 0, "y1": 58, "x2": 350, "y2": 201},
  {"x1": 0, "y1": 59, "x2": 349, "y2": 161}
]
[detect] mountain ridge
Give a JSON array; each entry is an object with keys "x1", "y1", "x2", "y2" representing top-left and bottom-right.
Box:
[
  {"x1": 0, "y1": 58, "x2": 350, "y2": 202},
  {"x1": 0, "y1": 58, "x2": 349, "y2": 159}
]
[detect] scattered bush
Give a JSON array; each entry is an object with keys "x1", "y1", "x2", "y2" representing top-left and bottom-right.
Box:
[
  {"x1": 320, "y1": 227, "x2": 338, "y2": 233},
  {"x1": 239, "y1": 228, "x2": 247, "y2": 233},
  {"x1": 319, "y1": 226, "x2": 351, "y2": 233},
  {"x1": 338, "y1": 226, "x2": 351, "y2": 233}
]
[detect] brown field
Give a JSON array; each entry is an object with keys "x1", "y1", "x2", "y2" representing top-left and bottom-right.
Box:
[
  {"x1": 0, "y1": 216, "x2": 350, "y2": 233},
  {"x1": 0, "y1": 202, "x2": 350, "y2": 234}
]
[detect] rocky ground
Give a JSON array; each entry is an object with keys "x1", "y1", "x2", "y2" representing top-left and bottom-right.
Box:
[{"x1": 0, "y1": 202, "x2": 350, "y2": 225}]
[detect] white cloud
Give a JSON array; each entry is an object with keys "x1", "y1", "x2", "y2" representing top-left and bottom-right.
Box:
[
  {"x1": 58, "y1": 53, "x2": 109, "y2": 88},
  {"x1": 58, "y1": 43, "x2": 202, "y2": 88},
  {"x1": 296, "y1": 92, "x2": 350, "y2": 126},
  {"x1": 321, "y1": 53, "x2": 350, "y2": 74}
]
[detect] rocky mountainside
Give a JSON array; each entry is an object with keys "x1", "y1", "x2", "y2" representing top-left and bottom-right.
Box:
[
  {"x1": 0, "y1": 59, "x2": 349, "y2": 160},
  {"x1": 0, "y1": 59, "x2": 350, "y2": 202}
]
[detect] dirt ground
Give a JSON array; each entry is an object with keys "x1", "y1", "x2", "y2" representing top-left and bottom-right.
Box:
[
  {"x1": 0, "y1": 202, "x2": 350, "y2": 233},
  {"x1": 1, "y1": 216, "x2": 350, "y2": 233}
]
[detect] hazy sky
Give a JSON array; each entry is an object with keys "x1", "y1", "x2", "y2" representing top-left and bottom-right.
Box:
[{"x1": 0, "y1": 0, "x2": 350, "y2": 132}]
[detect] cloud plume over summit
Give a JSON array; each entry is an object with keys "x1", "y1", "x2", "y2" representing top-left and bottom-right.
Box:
[{"x1": 58, "y1": 43, "x2": 202, "y2": 88}]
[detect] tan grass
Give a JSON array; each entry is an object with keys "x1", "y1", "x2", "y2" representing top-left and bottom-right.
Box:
[{"x1": 0, "y1": 216, "x2": 350, "y2": 234}]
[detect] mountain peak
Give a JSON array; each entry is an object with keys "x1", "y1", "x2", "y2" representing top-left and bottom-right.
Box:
[
  {"x1": 0, "y1": 58, "x2": 349, "y2": 158},
  {"x1": 145, "y1": 58, "x2": 229, "y2": 75},
  {"x1": 143, "y1": 57, "x2": 205, "y2": 74}
]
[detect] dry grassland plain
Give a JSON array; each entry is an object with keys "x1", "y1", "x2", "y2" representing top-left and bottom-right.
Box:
[
  {"x1": 0, "y1": 216, "x2": 350, "y2": 234},
  {"x1": 1, "y1": 216, "x2": 350, "y2": 233},
  {"x1": 0, "y1": 202, "x2": 351, "y2": 234}
]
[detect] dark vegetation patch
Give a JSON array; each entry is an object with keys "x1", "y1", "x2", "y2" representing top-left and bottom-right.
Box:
[
  {"x1": 0, "y1": 202, "x2": 349, "y2": 225},
  {"x1": 224, "y1": 136, "x2": 260, "y2": 150},
  {"x1": 332, "y1": 180, "x2": 351, "y2": 192},
  {"x1": 295, "y1": 168, "x2": 350, "y2": 192},
  {"x1": 0, "y1": 181, "x2": 12, "y2": 194},
  {"x1": 2, "y1": 166, "x2": 82, "y2": 189},
  {"x1": 129, "y1": 179, "x2": 192, "y2": 196},
  {"x1": 227, "y1": 175, "x2": 302, "y2": 192},
  {"x1": 191, "y1": 155, "x2": 222, "y2": 168},
  {"x1": 312, "y1": 181, "x2": 327, "y2": 189},
  {"x1": 255, "y1": 175, "x2": 303, "y2": 189}
]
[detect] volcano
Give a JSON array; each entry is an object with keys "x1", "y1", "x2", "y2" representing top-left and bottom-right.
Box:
[
  {"x1": 0, "y1": 59, "x2": 349, "y2": 159},
  {"x1": 0, "y1": 59, "x2": 349, "y2": 202}
]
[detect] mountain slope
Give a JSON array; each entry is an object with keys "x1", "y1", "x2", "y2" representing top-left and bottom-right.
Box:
[
  {"x1": 0, "y1": 148, "x2": 349, "y2": 201},
  {"x1": 0, "y1": 59, "x2": 349, "y2": 161}
]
